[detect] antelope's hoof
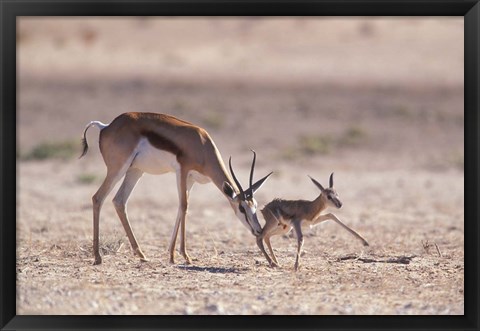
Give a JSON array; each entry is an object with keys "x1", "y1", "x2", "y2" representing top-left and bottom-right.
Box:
[
  {"x1": 93, "y1": 256, "x2": 102, "y2": 265},
  {"x1": 180, "y1": 251, "x2": 193, "y2": 264},
  {"x1": 135, "y1": 248, "x2": 148, "y2": 261}
]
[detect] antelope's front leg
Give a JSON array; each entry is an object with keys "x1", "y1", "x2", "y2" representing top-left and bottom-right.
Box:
[
  {"x1": 256, "y1": 236, "x2": 278, "y2": 268},
  {"x1": 169, "y1": 169, "x2": 193, "y2": 264},
  {"x1": 264, "y1": 235, "x2": 280, "y2": 267},
  {"x1": 180, "y1": 175, "x2": 196, "y2": 264},
  {"x1": 257, "y1": 210, "x2": 283, "y2": 267},
  {"x1": 168, "y1": 209, "x2": 181, "y2": 264}
]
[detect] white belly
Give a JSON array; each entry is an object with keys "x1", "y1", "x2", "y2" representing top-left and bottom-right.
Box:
[
  {"x1": 131, "y1": 139, "x2": 212, "y2": 186},
  {"x1": 131, "y1": 138, "x2": 179, "y2": 175}
]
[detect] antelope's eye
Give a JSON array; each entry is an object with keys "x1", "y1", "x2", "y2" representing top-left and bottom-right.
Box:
[
  {"x1": 239, "y1": 205, "x2": 246, "y2": 214},
  {"x1": 327, "y1": 196, "x2": 332, "y2": 200}
]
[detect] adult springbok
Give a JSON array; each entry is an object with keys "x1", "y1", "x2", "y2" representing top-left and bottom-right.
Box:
[
  {"x1": 257, "y1": 173, "x2": 369, "y2": 271},
  {"x1": 80, "y1": 112, "x2": 272, "y2": 265}
]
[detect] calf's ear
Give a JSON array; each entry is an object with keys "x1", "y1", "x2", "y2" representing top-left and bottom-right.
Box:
[
  {"x1": 248, "y1": 172, "x2": 273, "y2": 196},
  {"x1": 329, "y1": 172, "x2": 335, "y2": 188},
  {"x1": 308, "y1": 175, "x2": 325, "y2": 192}
]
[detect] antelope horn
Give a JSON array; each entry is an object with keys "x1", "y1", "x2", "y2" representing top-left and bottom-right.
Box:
[
  {"x1": 329, "y1": 172, "x2": 334, "y2": 188},
  {"x1": 249, "y1": 149, "x2": 256, "y2": 190},
  {"x1": 229, "y1": 156, "x2": 245, "y2": 199}
]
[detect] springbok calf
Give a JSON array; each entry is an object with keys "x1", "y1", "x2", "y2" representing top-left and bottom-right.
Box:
[
  {"x1": 80, "y1": 112, "x2": 272, "y2": 265},
  {"x1": 257, "y1": 173, "x2": 369, "y2": 271}
]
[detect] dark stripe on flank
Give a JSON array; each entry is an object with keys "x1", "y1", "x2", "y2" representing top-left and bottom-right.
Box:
[{"x1": 141, "y1": 130, "x2": 182, "y2": 157}]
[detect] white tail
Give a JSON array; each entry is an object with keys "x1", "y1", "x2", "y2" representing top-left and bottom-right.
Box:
[
  {"x1": 87, "y1": 121, "x2": 109, "y2": 130},
  {"x1": 79, "y1": 121, "x2": 110, "y2": 158}
]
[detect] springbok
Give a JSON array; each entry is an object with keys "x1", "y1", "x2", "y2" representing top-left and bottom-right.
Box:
[
  {"x1": 80, "y1": 112, "x2": 272, "y2": 265},
  {"x1": 257, "y1": 173, "x2": 369, "y2": 271}
]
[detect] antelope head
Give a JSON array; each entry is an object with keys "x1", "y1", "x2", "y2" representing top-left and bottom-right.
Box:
[
  {"x1": 223, "y1": 150, "x2": 273, "y2": 236},
  {"x1": 309, "y1": 172, "x2": 343, "y2": 209}
]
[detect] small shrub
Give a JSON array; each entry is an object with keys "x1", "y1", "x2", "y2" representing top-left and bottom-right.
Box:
[
  {"x1": 202, "y1": 112, "x2": 224, "y2": 130},
  {"x1": 280, "y1": 126, "x2": 368, "y2": 162},
  {"x1": 78, "y1": 233, "x2": 126, "y2": 258},
  {"x1": 99, "y1": 234, "x2": 125, "y2": 256},
  {"x1": 279, "y1": 147, "x2": 298, "y2": 161},
  {"x1": 449, "y1": 152, "x2": 464, "y2": 171},
  {"x1": 172, "y1": 99, "x2": 188, "y2": 112},
  {"x1": 77, "y1": 173, "x2": 98, "y2": 184},
  {"x1": 392, "y1": 104, "x2": 412, "y2": 118},
  {"x1": 299, "y1": 135, "x2": 332, "y2": 155},
  {"x1": 338, "y1": 126, "x2": 368, "y2": 147},
  {"x1": 24, "y1": 141, "x2": 78, "y2": 161},
  {"x1": 424, "y1": 152, "x2": 464, "y2": 172}
]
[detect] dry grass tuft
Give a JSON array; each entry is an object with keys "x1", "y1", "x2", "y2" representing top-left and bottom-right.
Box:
[{"x1": 78, "y1": 233, "x2": 126, "y2": 257}]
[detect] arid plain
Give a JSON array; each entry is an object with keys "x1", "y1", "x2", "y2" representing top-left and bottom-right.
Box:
[{"x1": 17, "y1": 18, "x2": 464, "y2": 314}]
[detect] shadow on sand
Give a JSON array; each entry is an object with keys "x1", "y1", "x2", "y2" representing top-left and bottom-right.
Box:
[{"x1": 176, "y1": 265, "x2": 248, "y2": 274}]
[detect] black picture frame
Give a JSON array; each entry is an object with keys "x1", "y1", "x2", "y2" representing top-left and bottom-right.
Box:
[{"x1": 1, "y1": 1, "x2": 478, "y2": 330}]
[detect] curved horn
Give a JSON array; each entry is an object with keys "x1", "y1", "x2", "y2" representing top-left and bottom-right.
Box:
[
  {"x1": 249, "y1": 149, "x2": 256, "y2": 189},
  {"x1": 329, "y1": 172, "x2": 334, "y2": 188},
  {"x1": 246, "y1": 171, "x2": 273, "y2": 197},
  {"x1": 229, "y1": 156, "x2": 245, "y2": 199},
  {"x1": 308, "y1": 175, "x2": 325, "y2": 192}
]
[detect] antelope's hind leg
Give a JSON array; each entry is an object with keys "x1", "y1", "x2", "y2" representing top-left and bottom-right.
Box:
[
  {"x1": 92, "y1": 167, "x2": 130, "y2": 265},
  {"x1": 112, "y1": 167, "x2": 148, "y2": 262},
  {"x1": 292, "y1": 220, "x2": 305, "y2": 271}
]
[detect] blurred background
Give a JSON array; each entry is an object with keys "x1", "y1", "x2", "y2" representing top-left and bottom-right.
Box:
[
  {"x1": 17, "y1": 17, "x2": 464, "y2": 315},
  {"x1": 18, "y1": 17, "x2": 463, "y2": 172}
]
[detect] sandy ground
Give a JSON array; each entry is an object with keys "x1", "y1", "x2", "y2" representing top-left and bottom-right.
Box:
[{"x1": 16, "y1": 17, "x2": 464, "y2": 315}]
